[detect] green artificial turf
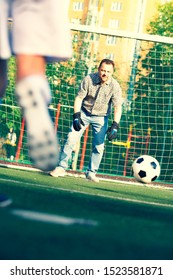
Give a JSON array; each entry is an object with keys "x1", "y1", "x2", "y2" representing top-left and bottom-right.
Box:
[{"x1": 0, "y1": 166, "x2": 173, "y2": 260}]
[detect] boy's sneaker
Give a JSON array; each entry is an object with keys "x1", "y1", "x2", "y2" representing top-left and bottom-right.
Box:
[
  {"x1": 0, "y1": 194, "x2": 12, "y2": 207},
  {"x1": 85, "y1": 171, "x2": 99, "y2": 183},
  {"x1": 50, "y1": 166, "x2": 66, "y2": 177}
]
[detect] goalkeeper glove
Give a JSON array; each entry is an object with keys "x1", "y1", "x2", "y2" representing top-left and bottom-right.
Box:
[
  {"x1": 107, "y1": 121, "x2": 119, "y2": 141},
  {"x1": 73, "y1": 112, "x2": 85, "y2": 131}
]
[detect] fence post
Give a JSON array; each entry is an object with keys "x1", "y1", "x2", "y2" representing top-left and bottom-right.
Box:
[
  {"x1": 15, "y1": 118, "x2": 25, "y2": 160},
  {"x1": 54, "y1": 103, "x2": 61, "y2": 133}
]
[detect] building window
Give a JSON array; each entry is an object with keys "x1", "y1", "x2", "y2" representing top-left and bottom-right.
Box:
[
  {"x1": 106, "y1": 36, "x2": 117, "y2": 45},
  {"x1": 71, "y1": 18, "x2": 81, "y2": 24},
  {"x1": 111, "y1": 2, "x2": 122, "y2": 11},
  {"x1": 105, "y1": 53, "x2": 115, "y2": 60},
  {"x1": 73, "y1": 1, "x2": 84, "y2": 11},
  {"x1": 109, "y1": 19, "x2": 120, "y2": 29}
]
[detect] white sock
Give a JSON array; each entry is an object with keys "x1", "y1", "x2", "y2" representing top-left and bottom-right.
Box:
[
  {"x1": 15, "y1": 75, "x2": 58, "y2": 171},
  {"x1": 16, "y1": 75, "x2": 51, "y2": 106},
  {"x1": 16, "y1": 75, "x2": 52, "y2": 137}
]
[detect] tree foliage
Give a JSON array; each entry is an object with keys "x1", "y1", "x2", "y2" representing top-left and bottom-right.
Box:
[
  {"x1": 146, "y1": 2, "x2": 173, "y2": 37},
  {"x1": 128, "y1": 2, "x2": 173, "y2": 180}
]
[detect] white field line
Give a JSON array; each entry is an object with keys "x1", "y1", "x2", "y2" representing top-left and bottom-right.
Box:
[
  {"x1": 0, "y1": 163, "x2": 172, "y2": 190},
  {"x1": 0, "y1": 177, "x2": 173, "y2": 209},
  {"x1": 11, "y1": 209, "x2": 98, "y2": 226},
  {"x1": 67, "y1": 172, "x2": 173, "y2": 190}
]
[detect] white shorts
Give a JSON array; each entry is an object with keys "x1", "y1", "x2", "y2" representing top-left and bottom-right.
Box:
[{"x1": 0, "y1": 0, "x2": 72, "y2": 62}]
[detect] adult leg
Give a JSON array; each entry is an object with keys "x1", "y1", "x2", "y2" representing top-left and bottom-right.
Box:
[
  {"x1": 50, "y1": 127, "x2": 85, "y2": 177},
  {"x1": 50, "y1": 111, "x2": 90, "y2": 177},
  {"x1": 6, "y1": 144, "x2": 11, "y2": 159},
  {"x1": 10, "y1": 145, "x2": 15, "y2": 160},
  {"x1": 88, "y1": 116, "x2": 108, "y2": 173},
  {"x1": 59, "y1": 126, "x2": 86, "y2": 170},
  {"x1": 59, "y1": 111, "x2": 91, "y2": 169}
]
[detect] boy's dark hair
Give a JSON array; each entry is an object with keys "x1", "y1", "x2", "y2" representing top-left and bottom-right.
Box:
[{"x1": 98, "y1": 59, "x2": 115, "y2": 69}]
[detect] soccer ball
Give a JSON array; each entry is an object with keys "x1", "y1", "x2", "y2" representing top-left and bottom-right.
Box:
[{"x1": 132, "y1": 155, "x2": 160, "y2": 183}]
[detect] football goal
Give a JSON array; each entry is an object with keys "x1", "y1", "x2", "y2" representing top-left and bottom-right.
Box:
[{"x1": 0, "y1": 24, "x2": 173, "y2": 184}]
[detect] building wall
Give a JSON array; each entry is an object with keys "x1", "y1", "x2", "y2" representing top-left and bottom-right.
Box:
[
  {"x1": 68, "y1": 0, "x2": 164, "y2": 31},
  {"x1": 68, "y1": 0, "x2": 171, "y2": 79}
]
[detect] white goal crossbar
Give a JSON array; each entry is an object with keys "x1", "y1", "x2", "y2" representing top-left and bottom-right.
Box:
[{"x1": 70, "y1": 23, "x2": 173, "y2": 44}]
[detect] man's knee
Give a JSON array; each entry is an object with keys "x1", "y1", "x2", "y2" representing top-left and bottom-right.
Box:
[{"x1": 93, "y1": 143, "x2": 104, "y2": 154}]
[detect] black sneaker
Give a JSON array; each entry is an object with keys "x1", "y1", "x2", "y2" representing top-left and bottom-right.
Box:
[{"x1": 0, "y1": 194, "x2": 12, "y2": 207}]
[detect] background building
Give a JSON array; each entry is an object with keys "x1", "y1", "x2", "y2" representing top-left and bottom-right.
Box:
[
  {"x1": 68, "y1": 0, "x2": 170, "y2": 32},
  {"x1": 68, "y1": 0, "x2": 171, "y2": 62}
]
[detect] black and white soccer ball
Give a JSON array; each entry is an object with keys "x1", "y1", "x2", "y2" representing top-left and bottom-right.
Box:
[{"x1": 132, "y1": 155, "x2": 160, "y2": 183}]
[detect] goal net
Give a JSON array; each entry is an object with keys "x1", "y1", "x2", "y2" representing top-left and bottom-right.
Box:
[{"x1": 0, "y1": 24, "x2": 173, "y2": 184}]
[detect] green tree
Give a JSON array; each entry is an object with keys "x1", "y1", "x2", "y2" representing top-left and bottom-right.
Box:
[{"x1": 129, "y1": 2, "x2": 173, "y2": 181}]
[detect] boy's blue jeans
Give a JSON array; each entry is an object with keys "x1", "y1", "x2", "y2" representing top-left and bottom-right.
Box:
[{"x1": 59, "y1": 110, "x2": 108, "y2": 173}]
